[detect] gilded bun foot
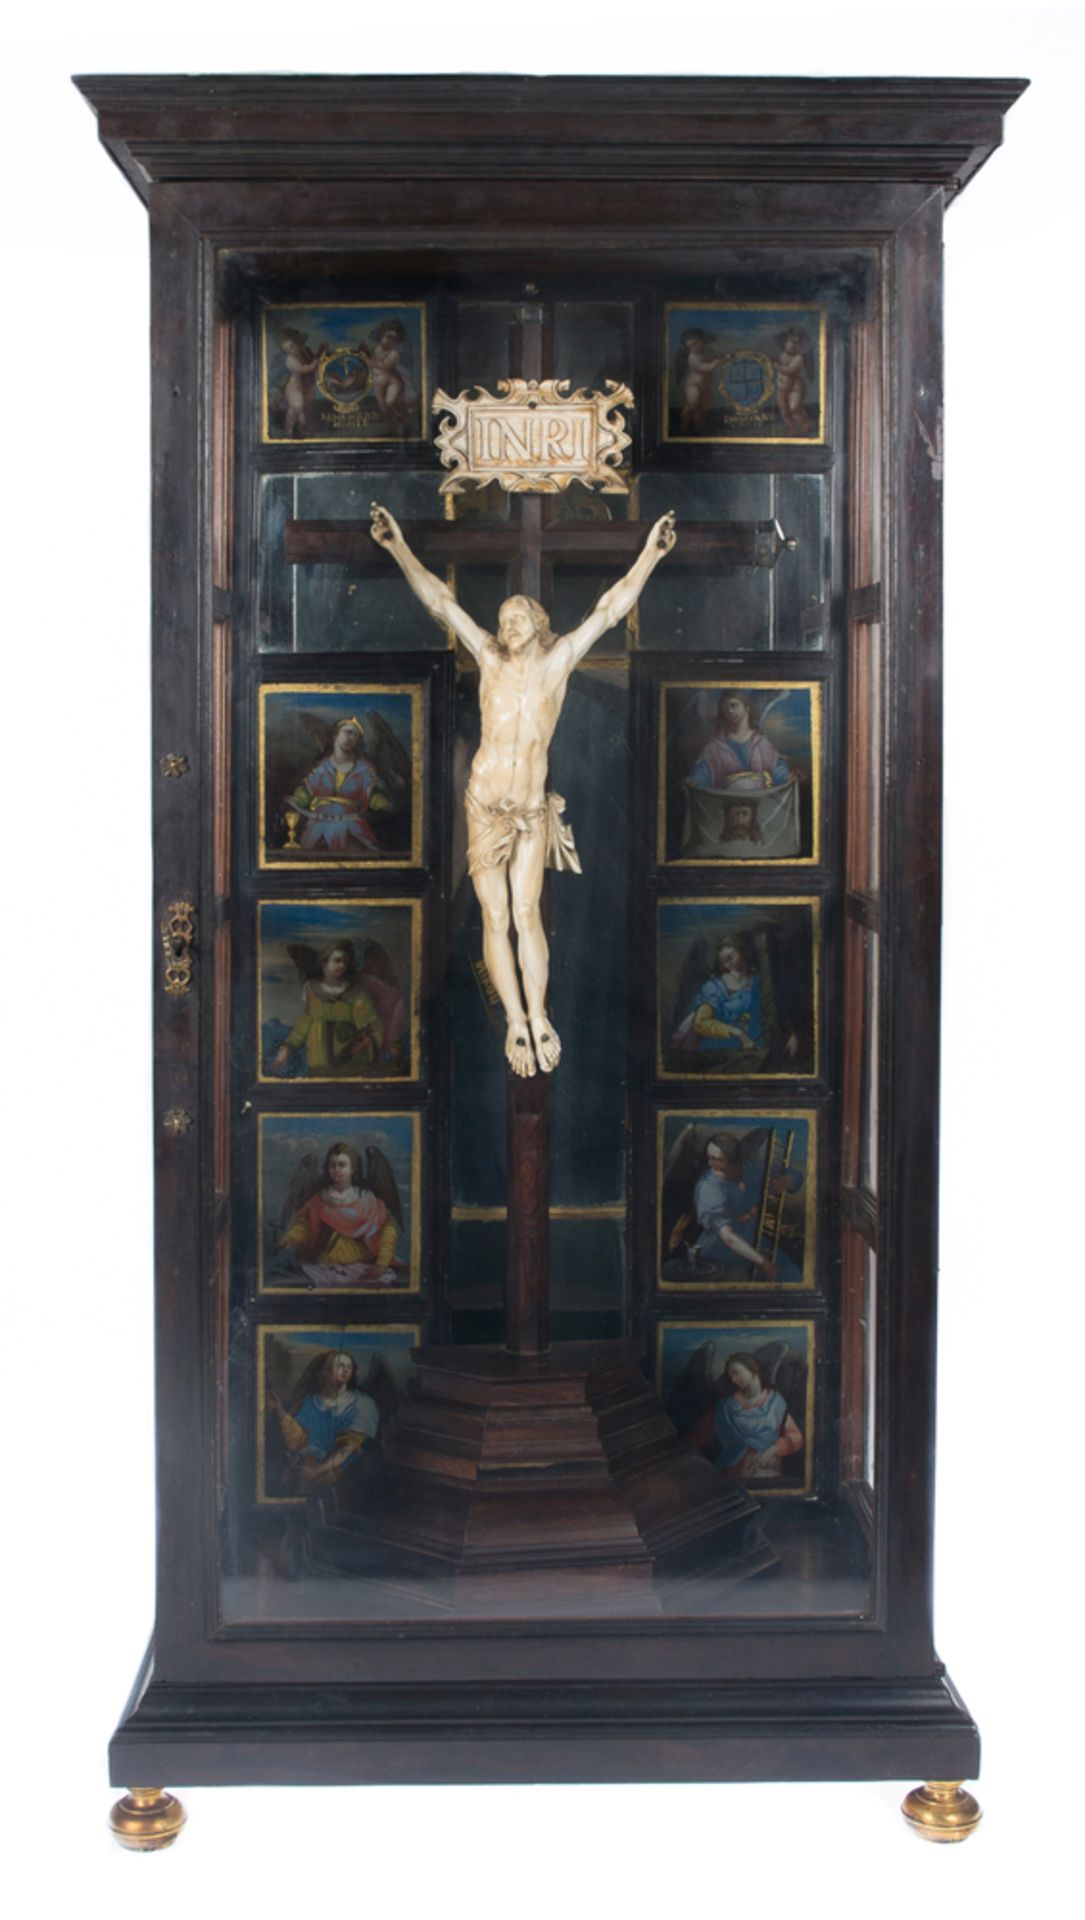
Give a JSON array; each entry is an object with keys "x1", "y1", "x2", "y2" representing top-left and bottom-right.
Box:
[
  {"x1": 109, "y1": 1787, "x2": 186, "y2": 1851},
  {"x1": 901, "y1": 1780, "x2": 982, "y2": 1843}
]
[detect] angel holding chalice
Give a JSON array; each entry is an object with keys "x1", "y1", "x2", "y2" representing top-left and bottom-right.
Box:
[
  {"x1": 370, "y1": 499, "x2": 676, "y2": 1077},
  {"x1": 281, "y1": 709, "x2": 410, "y2": 858}
]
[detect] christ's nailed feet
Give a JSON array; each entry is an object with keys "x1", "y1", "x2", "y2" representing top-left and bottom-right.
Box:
[
  {"x1": 506, "y1": 1020, "x2": 536, "y2": 1077},
  {"x1": 530, "y1": 1016, "x2": 562, "y2": 1074}
]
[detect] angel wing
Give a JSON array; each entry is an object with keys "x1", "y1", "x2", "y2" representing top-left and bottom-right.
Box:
[
  {"x1": 361, "y1": 938, "x2": 400, "y2": 990},
  {"x1": 358, "y1": 1352, "x2": 401, "y2": 1424},
  {"x1": 673, "y1": 690, "x2": 715, "y2": 763},
  {"x1": 662, "y1": 1122, "x2": 702, "y2": 1253},
  {"x1": 364, "y1": 710, "x2": 411, "y2": 801},
  {"x1": 674, "y1": 343, "x2": 690, "y2": 386},
  {"x1": 672, "y1": 936, "x2": 711, "y2": 1036},
  {"x1": 280, "y1": 1151, "x2": 321, "y2": 1233},
  {"x1": 755, "y1": 1341, "x2": 806, "y2": 1425},
  {"x1": 364, "y1": 1144, "x2": 403, "y2": 1230},
  {"x1": 736, "y1": 1126, "x2": 771, "y2": 1169},
  {"x1": 755, "y1": 691, "x2": 789, "y2": 729},
  {"x1": 664, "y1": 1340, "x2": 717, "y2": 1442},
  {"x1": 290, "y1": 1348, "x2": 335, "y2": 1413},
  {"x1": 264, "y1": 1333, "x2": 297, "y2": 1410},
  {"x1": 663, "y1": 1120, "x2": 703, "y2": 1189},
  {"x1": 285, "y1": 942, "x2": 322, "y2": 988},
  {"x1": 297, "y1": 710, "x2": 337, "y2": 757}
]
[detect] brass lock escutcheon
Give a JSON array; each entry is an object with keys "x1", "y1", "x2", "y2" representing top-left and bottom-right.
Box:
[{"x1": 162, "y1": 899, "x2": 196, "y2": 996}]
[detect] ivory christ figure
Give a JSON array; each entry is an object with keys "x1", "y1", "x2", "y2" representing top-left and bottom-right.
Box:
[{"x1": 370, "y1": 502, "x2": 677, "y2": 1077}]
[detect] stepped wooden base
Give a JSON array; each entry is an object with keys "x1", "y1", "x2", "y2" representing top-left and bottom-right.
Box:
[{"x1": 310, "y1": 1340, "x2": 775, "y2": 1607}]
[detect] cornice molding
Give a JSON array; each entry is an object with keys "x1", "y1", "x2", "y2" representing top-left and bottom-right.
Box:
[{"x1": 75, "y1": 74, "x2": 1028, "y2": 208}]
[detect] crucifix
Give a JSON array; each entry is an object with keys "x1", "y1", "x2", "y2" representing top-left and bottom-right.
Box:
[
  {"x1": 368, "y1": 501, "x2": 676, "y2": 1080},
  {"x1": 284, "y1": 299, "x2": 795, "y2": 1362}
]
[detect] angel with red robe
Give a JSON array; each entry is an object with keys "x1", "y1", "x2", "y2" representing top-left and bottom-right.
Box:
[{"x1": 271, "y1": 1138, "x2": 407, "y2": 1289}]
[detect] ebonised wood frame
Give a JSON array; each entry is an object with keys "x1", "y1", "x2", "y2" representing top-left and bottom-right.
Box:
[{"x1": 75, "y1": 74, "x2": 1025, "y2": 1790}]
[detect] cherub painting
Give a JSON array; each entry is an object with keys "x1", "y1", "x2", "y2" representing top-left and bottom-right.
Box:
[
  {"x1": 664, "y1": 304, "x2": 825, "y2": 444},
  {"x1": 258, "y1": 899, "x2": 418, "y2": 1083},
  {"x1": 773, "y1": 327, "x2": 816, "y2": 435},
  {"x1": 275, "y1": 326, "x2": 322, "y2": 437},
  {"x1": 358, "y1": 318, "x2": 417, "y2": 430},
  {"x1": 259, "y1": 1113, "x2": 420, "y2": 1295},
  {"x1": 658, "y1": 1112, "x2": 815, "y2": 1288},
  {"x1": 674, "y1": 326, "x2": 723, "y2": 435},
  {"x1": 259, "y1": 685, "x2": 421, "y2": 868},
  {"x1": 263, "y1": 303, "x2": 427, "y2": 443},
  {"x1": 657, "y1": 1320, "x2": 813, "y2": 1494},
  {"x1": 658, "y1": 899, "x2": 818, "y2": 1079},
  {"x1": 661, "y1": 683, "x2": 820, "y2": 864},
  {"x1": 259, "y1": 1324, "x2": 420, "y2": 1503}
]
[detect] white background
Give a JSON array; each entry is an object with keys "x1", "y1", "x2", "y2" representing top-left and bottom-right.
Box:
[{"x1": 2, "y1": 4, "x2": 1082, "y2": 1911}]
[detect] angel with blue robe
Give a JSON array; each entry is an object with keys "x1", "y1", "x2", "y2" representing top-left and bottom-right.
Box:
[
  {"x1": 671, "y1": 929, "x2": 791, "y2": 1068},
  {"x1": 715, "y1": 1351, "x2": 804, "y2": 1480}
]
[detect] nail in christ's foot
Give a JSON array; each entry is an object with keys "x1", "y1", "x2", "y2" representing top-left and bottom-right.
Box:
[
  {"x1": 530, "y1": 1017, "x2": 562, "y2": 1074},
  {"x1": 505, "y1": 1020, "x2": 536, "y2": 1077}
]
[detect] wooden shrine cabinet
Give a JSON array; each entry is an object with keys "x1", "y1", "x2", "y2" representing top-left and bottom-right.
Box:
[{"x1": 77, "y1": 76, "x2": 1024, "y2": 1846}]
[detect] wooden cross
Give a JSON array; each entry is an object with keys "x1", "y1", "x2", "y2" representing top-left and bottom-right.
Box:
[{"x1": 283, "y1": 301, "x2": 795, "y2": 1359}]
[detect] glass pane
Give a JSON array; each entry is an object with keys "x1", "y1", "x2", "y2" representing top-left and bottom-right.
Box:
[
  {"x1": 454, "y1": 301, "x2": 513, "y2": 388},
  {"x1": 449, "y1": 1218, "x2": 625, "y2": 1342},
  {"x1": 775, "y1": 474, "x2": 828, "y2": 647},
  {"x1": 257, "y1": 470, "x2": 450, "y2": 651},
  {"x1": 635, "y1": 473, "x2": 826, "y2": 650},
  {"x1": 222, "y1": 260, "x2": 879, "y2": 1628},
  {"x1": 554, "y1": 299, "x2": 636, "y2": 399},
  {"x1": 546, "y1": 489, "x2": 634, "y2": 660}
]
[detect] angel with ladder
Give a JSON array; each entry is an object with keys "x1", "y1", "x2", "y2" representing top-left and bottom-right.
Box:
[{"x1": 661, "y1": 1121, "x2": 805, "y2": 1285}]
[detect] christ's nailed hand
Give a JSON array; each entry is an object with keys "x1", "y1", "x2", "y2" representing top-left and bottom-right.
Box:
[
  {"x1": 370, "y1": 502, "x2": 401, "y2": 548},
  {"x1": 653, "y1": 511, "x2": 677, "y2": 552}
]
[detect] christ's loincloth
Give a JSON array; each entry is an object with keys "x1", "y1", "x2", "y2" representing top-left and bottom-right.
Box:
[{"x1": 465, "y1": 785, "x2": 581, "y2": 877}]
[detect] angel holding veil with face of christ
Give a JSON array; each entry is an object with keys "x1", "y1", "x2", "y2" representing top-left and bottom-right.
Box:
[{"x1": 371, "y1": 500, "x2": 676, "y2": 1077}]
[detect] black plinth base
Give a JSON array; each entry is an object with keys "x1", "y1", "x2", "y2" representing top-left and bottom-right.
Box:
[
  {"x1": 110, "y1": 1638, "x2": 981, "y2": 1788},
  {"x1": 307, "y1": 1339, "x2": 775, "y2": 1609}
]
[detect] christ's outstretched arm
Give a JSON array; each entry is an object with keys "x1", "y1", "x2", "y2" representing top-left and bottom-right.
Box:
[
  {"x1": 558, "y1": 512, "x2": 677, "y2": 667},
  {"x1": 370, "y1": 503, "x2": 490, "y2": 658}
]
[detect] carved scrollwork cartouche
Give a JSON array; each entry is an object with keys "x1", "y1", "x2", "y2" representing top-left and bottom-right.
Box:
[{"x1": 432, "y1": 377, "x2": 633, "y2": 496}]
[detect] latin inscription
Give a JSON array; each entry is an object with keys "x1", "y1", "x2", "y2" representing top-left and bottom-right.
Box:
[{"x1": 468, "y1": 406, "x2": 596, "y2": 472}]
